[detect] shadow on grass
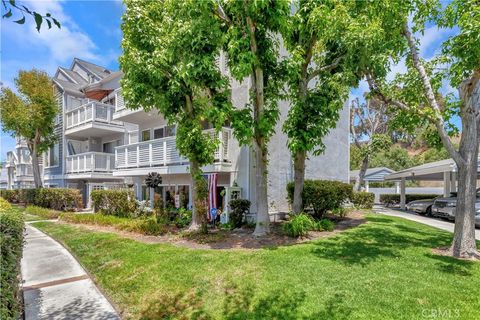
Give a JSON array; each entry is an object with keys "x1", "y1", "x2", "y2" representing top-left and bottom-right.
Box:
[
  {"x1": 310, "y1": 216, "x2": 451, "y2": 266},
  {"x1": 139, "y1": 284, "x2": 353, "y2": 319},
  {"x1": 425, "y1": 253, "x2": 475, "y2": 277}
]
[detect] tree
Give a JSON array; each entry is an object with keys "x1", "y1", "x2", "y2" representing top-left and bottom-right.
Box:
[
  {"x1": 282, "y1": 0, "x2": 354, "y2": 214},
  {"x1": 0, "y1": 70, "x2": 58, "y2": 188},
  {"x1": 120, "y1": 0, "x2": 230, "y2": 231},
  {"x1": 367, "y1": 0, "x2": 479, "y2": 259},
  {"x1": 214, "y1": 0, "x2": 289, "y2": 235},
  {"x1": 350, "y1": 97, "x2": 391, "y2": 191},
  {"x1": 1, "y1": 0, "x2": 60, "y2": 31}
]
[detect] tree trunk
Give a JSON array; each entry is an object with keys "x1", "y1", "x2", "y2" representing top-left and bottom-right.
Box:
[
  {"x1": 451, "y1": 73, "x2": 480, "y2": 259},
  {"x1": 28, "y1": 140, "x2": 43, "y2": 188},
  {"x1": 188, "y1": 159, "x2": 202, "y2": 231},
  {"x1": 292, "y1": 150, "x2": 306, "y2": 214},
  {"x1": 355, "y1": 156, "x2": 369, "y2": 192},
  {"x1": 253, "y1": 138, "x2": 270, "y2": 236}
]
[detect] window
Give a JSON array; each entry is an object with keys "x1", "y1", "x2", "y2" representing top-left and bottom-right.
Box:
[
  {"x1": 103, "y1": 140, "x2": 120, "y2": 154},
  {"x1": 165, "y1": 125, "x2": 176, "y2": 137},
  {"x1": 46, "y1": 143, "x2": 59, "y2": 167},
  {"x1": 142, "y1": 129, "x2": 151, "y2": 142},
  {"x1": 153, "y1": 127, "x2": 164, "y2": 140}
]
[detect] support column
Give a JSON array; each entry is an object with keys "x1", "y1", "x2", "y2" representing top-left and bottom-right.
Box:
[
  {"x1": 365, "y1": 180, "x2": 370, "y2": 192},
  {"x1": 134, "y1": 176, "x2": 143, "y2": 200},
  {"x1": 450, "y1": 171, "x2": 457, "y2": 193},
  {"x1": 400, "y1": 178, "x2": 406, "y2": 210},
  {"x1": 395, "y1": 181, "x2": 400, "y2": 194},
  {"x1": 443, "y1": 172, "x2": 451, "y2": 197}
]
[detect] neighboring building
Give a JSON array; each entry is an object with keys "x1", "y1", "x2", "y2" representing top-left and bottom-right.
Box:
[
  {"x1": 0, "y1": 163, "x2": 8, "y2": 190},
  {"x1": 4, "y1": 137, "x2": 37, "y2": 189},
  {"x1": 349, "y1": 167, "x2": 396, "y2": 191},
  {"x1": 4, "y1": 57, "x2": 350, "y2": 216}
]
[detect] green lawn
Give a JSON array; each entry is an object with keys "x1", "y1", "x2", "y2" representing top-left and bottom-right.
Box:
[{"x1": 33, "y1": 214, "x2": 480, "y2": 320}]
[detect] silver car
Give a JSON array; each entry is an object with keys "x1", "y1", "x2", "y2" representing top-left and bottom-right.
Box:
[
  {"x1": 433, "y1": 188, "x2": 480, "y2": 221},
  {"x1": 406, "y1": 198, "x2": 437, "y2": 216}
]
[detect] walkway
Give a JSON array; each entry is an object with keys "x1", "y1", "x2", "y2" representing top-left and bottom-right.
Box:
[
  {"x1": 22, "y1": 225, "x2": 119, "y2": 320},
  {"x1": 374, "y1": 205, "x2": 480, "y2": 240}
]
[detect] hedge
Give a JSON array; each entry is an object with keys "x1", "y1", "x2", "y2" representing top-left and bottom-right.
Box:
[
  {"x1": 229, "y1": 199, "x2": 250, "y2": 228},
  {"x1": 287, "y1": 180, "x2": 353, "y2": 218},
  {"x1": 351, "y1": 192, "x2": 375, "y2": 209},
  {"x1": 0, "y1": 188, "x2": 82, "y2": 211},
  {"x1": 91, "y1": 189, "x2": 137, "y2": 217},
  {"x1": 0, "y1": 209, "x2": 24, "y2": 319},
  {"x1": 379, "y1": 194, "x2": 437, "y2": 206}
]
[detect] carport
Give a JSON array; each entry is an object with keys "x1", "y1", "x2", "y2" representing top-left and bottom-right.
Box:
[{"x1": 385, "y1": 158, "x2": 480, "y2": 210}]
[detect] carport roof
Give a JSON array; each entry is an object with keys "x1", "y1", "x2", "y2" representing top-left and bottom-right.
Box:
[
  {"x1": 350, "y1": 167, "x2": 395, "y2": 182},
  {"x1": 385, "y1": 157, "x2": 480, "y2": 181}
]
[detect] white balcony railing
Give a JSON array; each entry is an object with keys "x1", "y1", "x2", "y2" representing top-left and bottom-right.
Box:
[
  {"x1": 115, "y1": 128, "x2": 231, "y2": 169},
  {"x1": 66, "y1": 152, "x2": 115, "y2": 174},
  {"x1": 65, "y1": 101, "x2": 123, "y2": 130}
]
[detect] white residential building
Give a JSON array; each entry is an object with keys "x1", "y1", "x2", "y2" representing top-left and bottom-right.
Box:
[
  {"x1": 4, "y1": 137, "x2": 38, "y2": 189},
  {"x1": 5, "y1": 57, "x2": 350, "y2": 216}
]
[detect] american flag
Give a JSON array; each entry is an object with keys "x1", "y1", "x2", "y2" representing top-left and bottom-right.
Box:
[{"x1": 207, "y1": 173, "x2": 218, "y2": 221}]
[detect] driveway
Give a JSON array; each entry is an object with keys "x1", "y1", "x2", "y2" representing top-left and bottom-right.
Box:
[
  {"x1": 373, "y1": 205, "x2": 480, "y2": 240},
  {"x1": 22, "y1": 224, "x2": 120, "y2": 320}
]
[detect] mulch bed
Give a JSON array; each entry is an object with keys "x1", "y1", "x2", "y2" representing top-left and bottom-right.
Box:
[{"x1": 56, "y1": 211, "x2": 367, "y2": 250}]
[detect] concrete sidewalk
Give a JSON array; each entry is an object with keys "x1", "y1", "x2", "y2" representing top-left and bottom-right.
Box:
[
  {"x1": 374, "y1": 205, "x2": 480, "y2": 240},
  {"x1": 22, "y1": 225, "x2": 119, "y2": 320}
]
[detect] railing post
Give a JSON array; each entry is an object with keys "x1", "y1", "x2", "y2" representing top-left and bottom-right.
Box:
[
  {"x1": 114, "y1": 149, "x2": 117, "y2": 169},
  {"x1": 92, "y1": 103, "x2": 96, "y2": 122},
  {"x1": 136, "y1": 145, "x2": 140, "y2": 167},
  {"x1": 149, "y1": 143, "x2": 153, "y2": 166},
  {"x1": 163, "y1": 140, "x2": 167, "y2": 166},
  {"x1": 125, "y1": 148, "x2": 128, "y2": 167},
  {"x1": 107, "y1": 154, "x2": 111, "y2": 171},
  {"x1": 84, "y1": 154, "x2": 87, "y2": 172},
  {"x1": 219, "y1": 129, "x2": 224, "y2": 163}
]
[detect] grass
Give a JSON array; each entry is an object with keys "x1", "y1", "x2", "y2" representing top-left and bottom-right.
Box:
[
  {"x1": 33, "y1": 214, "x2": 480, "y2": 320},
  {"x1": 60, "y1": 212, "x2": 168, "y2": 235},
  {"x1": 25, "y1": 205, "x2": 62, "y2": 220}
]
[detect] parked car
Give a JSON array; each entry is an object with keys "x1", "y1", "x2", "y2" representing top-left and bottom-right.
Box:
[
  {"x1": 476, "y1": 207, "x2": 480, "y2": 228},
  {"x1": 432, "y1": 188, "x2": 480, "y2": 221},
  {"x1": 406, "y1": 197, "x2": 438, "y2": 216}
]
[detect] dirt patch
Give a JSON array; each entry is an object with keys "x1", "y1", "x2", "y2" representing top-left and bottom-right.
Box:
[
  {"x1": 56, "y1": 211, "x2": 367, "y2": 250},
  {"x1": 432, "y1": 247, "x2": 480, "y2": 261}
]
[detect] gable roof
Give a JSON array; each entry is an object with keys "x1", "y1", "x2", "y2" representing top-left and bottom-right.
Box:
[
  {"x1": 350, "y1": 167, "x2": 396, "y2": 182},
  {"x1": 72, "y1": 58, "x2": 111, "y2": 79}
]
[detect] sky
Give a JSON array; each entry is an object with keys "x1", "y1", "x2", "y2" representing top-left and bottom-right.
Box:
[{"x1": 0, "y1": 0, "x2": 459, "y2": 161}]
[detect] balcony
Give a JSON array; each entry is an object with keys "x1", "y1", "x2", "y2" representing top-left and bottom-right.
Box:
[
  {"x1": 113, "y1": 89, "x2": 163, "y2": 123},
  {"x1": 64, "y1": 101, "x2": 125, "y2": 138},
  {"x1": 65, "y1": 152, "x2": 118, "y2": 179},
  {"x1": 114, "y1": 128, "x2": 232, "y2": 174}
]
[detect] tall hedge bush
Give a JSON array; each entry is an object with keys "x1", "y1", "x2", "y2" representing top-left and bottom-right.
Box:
[
  {"x1": 351, "y1": 192, "x2": 375, "y2": 209},
  {"x1": 1, "y1": 188, "x2": 82, "y2": 211},
  {"x1": 0, "y1": 209, "x2": 24, "y2": 319},
  {"x1": 287, "y1": 180, "x2": 353, "y2": 218},
  {"x1": 91, "y1": 189, "x2": 137, "y2": 217}
]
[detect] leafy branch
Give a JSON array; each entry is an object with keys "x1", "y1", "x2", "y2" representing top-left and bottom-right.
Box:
[{"x1": 2, "y1": 0, "x2": 61, "y2": 32}]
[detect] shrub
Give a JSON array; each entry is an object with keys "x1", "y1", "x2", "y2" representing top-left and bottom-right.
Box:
[
  {"x1": 133, "y1": 200, "x2": 154, "y2": 218},
  {"x1": 351, "y1": 192, "x2": 375, "y2": 209},
  {"x1": 91, "y1": 189, "x2": 137, "y2": 217},
  {"x1": 287, "y1": 180, "x2": 353, "y2": 218},
  {"x1": 379, "y1": 194, "x2": 436, "y2": 206},
  {"x1": 283, "y1": 213, "x2": 315, "y2": 237},
  {"x1": 0, "y1": 209, "x2": 24, "y2": 319},
  {"x1": 25, "y1": 205, "x2": 61, "y2": 219},
  {"x1": 0, "y1": 198, "x2": 12, "y2": 212},
  {"x1": 229, "y1": 199, "x2": 250, "y2": 228},
  {"x1": 315, "y1": 219, "x2": 335, "y2": 232},
  {"x1": 0, "y1": 190, "x2": 19, "y2": 203},
  {"x1": 174, "y1": 208, "x2": 192, "y2": 228},
  {"x1": 34, "y1": 188, "x2": 82, "y2": 211},
  {"x1": 60, "y1": 213, "x2": 167, "y2": 235},
  {"x1": 18, "y1": 188, "x2": 38, "y2": 205}
]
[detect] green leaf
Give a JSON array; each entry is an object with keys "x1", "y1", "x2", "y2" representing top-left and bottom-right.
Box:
[
  {"x1": 46, "y1": 19, "x2": 51, "y2": 29},
  {"x1": 13, "y1": 15, "x2": 25, "y2": 24},
  {"x1": 33, "y1": 12, "x2": 42, "y2": 32},
  {"x1": 21, "y1": 5, "x2": 31, "y2": 14},
  {"x1": 3, "y1": 8, "x2": 12, "y2": 18},
  {"x1": 52, "y1": 17, "x2": 60, "y2": 29},
  {"x1": 9, "y1": 0, "x2": 15, "y2": 7}
]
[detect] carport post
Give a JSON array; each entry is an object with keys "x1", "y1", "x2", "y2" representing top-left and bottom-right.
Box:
[
  {"x1": 395, "y1": 181, "x2": 400, "y2": 194},
  {"x1": 400, "y1": 178, "x2": 406, "y2": 210},
  {"x1": 365, "y1": 180, "x2": 369, "y2": 192},
  {"x1": 443, "y1": 172, "x2": 451, "y2": 197}
]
